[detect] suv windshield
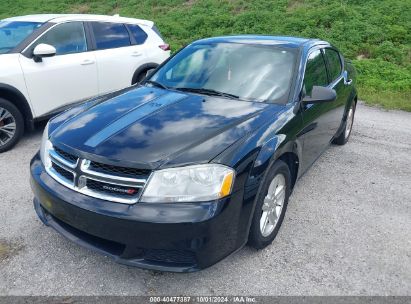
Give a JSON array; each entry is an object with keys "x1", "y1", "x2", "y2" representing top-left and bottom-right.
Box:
[
  {"x1": 0, "y1": 21, "x2": 43, "y2": 54},
  {"x1": 149, "y1": 42, "x2": 297, "y2": 103}
]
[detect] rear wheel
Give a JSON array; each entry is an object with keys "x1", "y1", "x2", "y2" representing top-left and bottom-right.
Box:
[
  {"x1": 333, "y1": 102, "x2": 356, "y2": 145},
  {"x1": 132, "y1": 68, "x2": 156, "y2": 85},
  {"x1": 248, "y1": 160, "x2": 291, "y2": 249},
  {"x1": 0, "y1": 98, "x2": 24, "y2": 153}
]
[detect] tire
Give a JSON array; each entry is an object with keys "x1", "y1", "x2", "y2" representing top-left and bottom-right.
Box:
[
  {"x1": 333, "y1": 102, "x2": 356, "y2": 145},
  {"x1": 248, "y1": 160, "x2": 291, "y2": 249},
  {"x1": 0, "y1": 98, "x2": 24, "y2": 153}
]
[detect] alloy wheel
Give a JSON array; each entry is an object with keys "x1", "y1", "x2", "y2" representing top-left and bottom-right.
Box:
[
  {"x1": 0, "y1": 107, "x2": 16, "y2": 147},
  {"x1": 260, "y1": 173, "x2": 286, "y2": 237}
]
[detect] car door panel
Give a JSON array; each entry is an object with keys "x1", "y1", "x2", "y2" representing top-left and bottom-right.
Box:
[
  {"x1": 89, "y1": 22, "x2": 148, "y2": 94},
  {"x1": 19, "y1": 22, "x2": 98, "y2": 117},
  {"x1": 323, "y1": 48, "x2": 349, "y2": 135},
  {"x1": 299, "y1": 49, "x2": 336, "y2": 172}
]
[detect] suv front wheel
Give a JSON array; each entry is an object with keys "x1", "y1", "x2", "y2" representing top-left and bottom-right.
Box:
[{"x1": 0, "y1": 98, "x2": 24, "y2": 153}]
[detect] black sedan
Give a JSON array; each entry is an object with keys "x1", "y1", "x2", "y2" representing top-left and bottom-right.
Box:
[{"x1": 30, "y1": 35, "x2": 357, "y2": 272}]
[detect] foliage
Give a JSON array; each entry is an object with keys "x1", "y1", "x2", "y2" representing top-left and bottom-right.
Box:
[{"x1": 1, "y1": 0, "x2": 410, "y2": 110}]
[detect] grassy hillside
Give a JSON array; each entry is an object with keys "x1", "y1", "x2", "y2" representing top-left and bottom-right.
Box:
[{"x1": 1, "y1": 0, "x2": 410, "y2": 111}]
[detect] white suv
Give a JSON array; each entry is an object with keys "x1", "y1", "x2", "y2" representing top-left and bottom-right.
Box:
[{"x1": 0, "y1": 14, "x2": 170, "y2": 152}]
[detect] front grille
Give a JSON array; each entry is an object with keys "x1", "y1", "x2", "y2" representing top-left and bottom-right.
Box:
[
  {"x1": 52, "y1": 163, "x2": 74, "y2": 182},
  {"x1": 46, "y1": 145, "x2": 149, "y2": 204},
  {"x1": 54, "y1": 146, "x2": 78, "y2": 164},
  {"x1": 144, "y1": 249, "x2": 197, "y2": 265},
  {"x1": 89, "y1": 161, "x2": 151, "y2": 178},
  {"x1": 86, "y1": 179, "x2": 141, "y2": 198}
]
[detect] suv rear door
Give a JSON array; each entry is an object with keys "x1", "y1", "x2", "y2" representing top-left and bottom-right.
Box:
[
  {"x1": 88, "y1": 22, "x2": 149, "y2": 94},
  {"x1": 19, "y1": 21, "x2": 98, "y2": 117}
]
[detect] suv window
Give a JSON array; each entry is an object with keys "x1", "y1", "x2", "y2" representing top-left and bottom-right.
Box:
[
  {"x1": 303, "y1": 50, "x2": 328, "y2": 96},
  {"x1": 91, "y1": 22, "x2": 130, "y2": 50},
  {"x1": 128, "y1": 24, "x2": 148, "y2": 45},
  {"x1": 32, "y1": 22, "x2": 87, "y2": 55},
  {"x1": 324, "y1": 48, "x2": 342, "y2": 82}
]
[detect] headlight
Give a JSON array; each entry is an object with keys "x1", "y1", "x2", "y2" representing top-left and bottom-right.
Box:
[
  {"x1": 140, "y1": 164, "x2": 235, "y2": 203},
  {"x1": 40, "y1": 122, "x2": 52, "y2": 169}
]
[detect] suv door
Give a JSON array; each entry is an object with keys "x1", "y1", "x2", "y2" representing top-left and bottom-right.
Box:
[
  {"x1": 88, "y1": 22, "x2": 148, "y2": 94},
  {"x1": 19, "y1": 22, "x2": 98, "y2": 117},
  {"x1": 299, "y1": 48, "x2": 339, "y2": 171}
]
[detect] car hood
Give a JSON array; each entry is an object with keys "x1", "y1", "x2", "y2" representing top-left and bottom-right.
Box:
[{"x1": 50, "y1": 86, "x2": 285, "y2": 169}]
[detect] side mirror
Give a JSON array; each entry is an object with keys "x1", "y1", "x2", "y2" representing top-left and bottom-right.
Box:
[
  {"x1": 302, "y1": 86, "x2": 337, "y2": 104},
  {"x1": 33, "y1": 44, "x2": 56, "y2": 62}
]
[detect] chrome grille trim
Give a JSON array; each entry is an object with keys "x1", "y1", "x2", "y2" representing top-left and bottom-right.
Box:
[
  {"x1": 49, "y1": 148, "x2": 78, "y2": 169},
  {"x1": 48, "y1": 163, "x2": 76, "y2": 189},
  {"x1": 45, "y1": 145, "x2": 148, "y2": 204},
  {"x1": 80, "y1": 160, "x2": 147, "y2": 184}
]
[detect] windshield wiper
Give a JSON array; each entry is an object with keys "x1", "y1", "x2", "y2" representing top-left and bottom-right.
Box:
[
  {"x1": 144, "y1": 80, "x2": 168, "y2": 90},
  {"x1": 175, "y1": 87, "x2": 240, "y2": 100}
]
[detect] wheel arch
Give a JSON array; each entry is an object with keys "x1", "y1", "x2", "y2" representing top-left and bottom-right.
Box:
[
  {"x1": 241, "y1": 136, "x2": 301, "y2": 245},
  {"x1": 0, "y1": 84, "x2": 34, "y2": 131},
  {"x1": 131, "y1": 62, "x2": 160, "y2": 85}
]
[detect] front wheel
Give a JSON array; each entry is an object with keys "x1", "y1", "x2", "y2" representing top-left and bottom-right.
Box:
[
  {"x1": 333, "y1": 102, "x2": 356, "y2": 145},
  {"x1": 0, "y1": 98, "x2": 24, "y2": 153},
  {"x1": 248, "y1": 160, "x2": 291, "y2": 249}
]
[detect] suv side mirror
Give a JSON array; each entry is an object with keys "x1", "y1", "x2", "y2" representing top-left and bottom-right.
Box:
[
  {"x1": 302, "y1": 86, "x2": 337, "y2": 104},
  {"x1": 33, "y1": 44, "x2": 56, "y2": 62}
]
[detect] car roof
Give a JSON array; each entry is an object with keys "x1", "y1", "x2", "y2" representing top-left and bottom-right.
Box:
[
  {"x1": 193, "y1": 35, "x2": 327, "y2": 49},
  {"x1": 2, "y1": 14, "x2": 153, "y2": 27}
]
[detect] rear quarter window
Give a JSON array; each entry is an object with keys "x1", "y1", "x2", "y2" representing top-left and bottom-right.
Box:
[{"x1": 127, "y1": 24, "x2": 148, "y2": 45}]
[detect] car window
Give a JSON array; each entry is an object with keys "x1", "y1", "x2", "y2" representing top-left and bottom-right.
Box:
[
  {"x1": 324, "y1": 48, "x2": 342, "y2": 82},
  {"x1": 303, "y1": 50, "x2": 328, "y2": 96},
  {"x1": 32, "y1": 22, "x2": 87, "y2": 55},
  {"x1": 127, "y1": 24, "x2": 148, "y2": 45},
  {"x1": 91, "y1": 22, "x2": 130, "y2": 50}
]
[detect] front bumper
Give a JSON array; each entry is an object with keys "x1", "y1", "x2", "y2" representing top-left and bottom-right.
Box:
[{"x1": 30, "y1": 154, "x2": 247, "y2": 272}]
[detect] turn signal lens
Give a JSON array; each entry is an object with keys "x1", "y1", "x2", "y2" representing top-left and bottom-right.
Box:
[{"x1": 219, "y1": 171, "x2": 234, "y2": 198}]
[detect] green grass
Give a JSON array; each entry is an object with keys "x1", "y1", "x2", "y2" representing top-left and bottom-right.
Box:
[{"x1": 1, "y1": 0, "x2": 410, "y2": 111}]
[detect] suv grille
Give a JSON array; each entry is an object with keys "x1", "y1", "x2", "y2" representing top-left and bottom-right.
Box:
[{"x1": 46, "y1": 145, "x2": 150, "y2": 204}]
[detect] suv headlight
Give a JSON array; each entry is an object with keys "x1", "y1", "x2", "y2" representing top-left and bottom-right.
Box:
[
  {"x1": 40, "y1": 122, "x2": 52, "y2": 169},
  {"x1": 140, "y1": 164, "x2": 235, "y2": 203}
]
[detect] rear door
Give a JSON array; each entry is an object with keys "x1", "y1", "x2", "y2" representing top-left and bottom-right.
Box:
[
  {"x1": 88, "y1": 22, "x2": 148, "y2": 94},
  {"x1": 19, "y1": 21, "x2": 98, "y2": 117},
  {"x1": 323, "y1": 47, "x2": 350, "y2": 135}
]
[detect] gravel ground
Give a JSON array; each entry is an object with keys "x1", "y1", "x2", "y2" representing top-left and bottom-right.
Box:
[{"x1": 0, "y1": 103, "x2": 410, "y2": 296}]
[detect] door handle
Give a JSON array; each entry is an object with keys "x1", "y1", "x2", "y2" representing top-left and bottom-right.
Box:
[
  {"x1": 344, "y1": 78, "x2": 353, "y2": 86},
  {"x1": 81, "y1": 59, "x2": 95, "y2": 65},
  {"x1": 343, "y1": 70, "x2": 352, "y2": 86},
  {"x1": 131, "y1": 51, "x2": 142, "y2": 57}
]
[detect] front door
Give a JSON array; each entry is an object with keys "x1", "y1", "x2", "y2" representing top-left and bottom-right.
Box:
[
  {"x1": 299, "y1": 48, "x2": 341, "y2": 172},
  {"x1": 19, "y1": 21, "x2": 98, "y2": 117}
]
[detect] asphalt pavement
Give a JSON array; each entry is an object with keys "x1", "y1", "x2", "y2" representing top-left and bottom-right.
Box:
[{"x1": 0, "y1": 102, "x2": 410, "y2": 296}]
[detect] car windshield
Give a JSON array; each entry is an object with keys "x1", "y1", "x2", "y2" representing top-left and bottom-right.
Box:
[
  {"x1": 0, "y1": 21, "x2": 43, "y2": 54},
  {"x1": 149, "y1": 42, "x2": 297, "y2": 103}
]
